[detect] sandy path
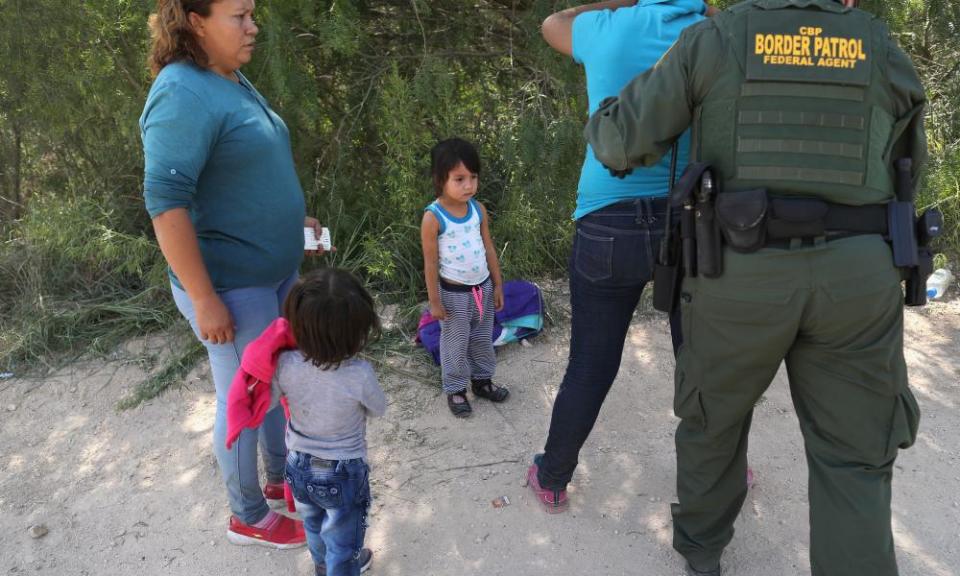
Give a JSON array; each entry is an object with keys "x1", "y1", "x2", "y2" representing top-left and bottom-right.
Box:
[{"x1": 2, "y1": 290, "x2": 958, "y2": 576}]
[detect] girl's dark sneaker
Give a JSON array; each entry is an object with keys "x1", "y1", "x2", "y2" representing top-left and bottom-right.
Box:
[
  {"x1": 471, "y1": 378, "x2": 510, "y2": 402},
  {"x1": 686, "y1": 561, "x2": 722, "y2": 576},
  {"x1": 447, "y1": 391, "x2": 472, "y2": 417},
  {"x1": 526, "y1": 453, "x2": 569, "y2": 513},
  {"x1": 316, "y1": 548, "x2": 373, "y2": 575}
]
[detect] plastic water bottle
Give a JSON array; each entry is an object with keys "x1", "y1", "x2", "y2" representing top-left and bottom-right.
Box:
[{"x1": 926, "y1": 269, "x2": 953, "y2": 300}]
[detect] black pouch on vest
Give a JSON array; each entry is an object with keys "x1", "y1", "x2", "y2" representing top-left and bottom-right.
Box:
[{"x1": 716, "y1": 188, "x2": 768, "y2": 253}]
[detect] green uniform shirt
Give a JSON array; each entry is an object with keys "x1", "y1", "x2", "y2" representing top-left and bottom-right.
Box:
[{"x1": 585, "y1": 0, "x2": 927, "y2": 204}]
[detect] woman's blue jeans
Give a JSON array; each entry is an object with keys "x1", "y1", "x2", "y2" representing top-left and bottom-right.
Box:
[
  {"x1": 285, "y1": 452, "x2": 371, "y2": 576},
  {"x1": 538, "y1": 198, "x2": 681, "y2": 490},
  {"x1": 171, "y1": 272, "x2": 298, "y2": 525}
]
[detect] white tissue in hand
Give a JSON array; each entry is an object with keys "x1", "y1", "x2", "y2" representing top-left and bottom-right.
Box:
[{"x1": 304, "y1": 227, "x2": 331, "y2": 250}]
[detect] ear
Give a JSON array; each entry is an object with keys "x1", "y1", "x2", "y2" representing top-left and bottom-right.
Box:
[{"x1": 187, "y1": 11, "x2": 206, "y2": 38}]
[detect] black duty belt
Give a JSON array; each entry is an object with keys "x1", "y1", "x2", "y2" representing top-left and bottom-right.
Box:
[
  {"x1": 656, "y1": 160, "x2": 942, "y2": 312},
  {"x1": 766, "y1": 197, "x2": 888, "y2": 240},
  {"x1": 712, "y1": 188, "x2": 890, "y2": 254}
]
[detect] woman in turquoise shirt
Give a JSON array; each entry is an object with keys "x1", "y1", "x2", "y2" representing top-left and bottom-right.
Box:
[
  {"x1": 141, "y1": 0, "x2": 321, "y2": 549},
  {"x1": 526, "y1": 0, "x2": 709, "y2": 518}
]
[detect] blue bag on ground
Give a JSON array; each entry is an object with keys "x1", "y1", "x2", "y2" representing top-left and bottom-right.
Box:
[{"x1": 416, "y1": 280, "x2": 544, "y2": 365}]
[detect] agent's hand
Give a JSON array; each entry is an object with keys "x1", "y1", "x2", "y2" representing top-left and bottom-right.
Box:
[
  {"x1": 430, "y1": 301, "x2": 447, "y2": 321},
  {"x1": 494, "y1": 285, "x2": 504, "y2": 311},
  {"x1": 194, "y1": 293, "x2": 235, "y2": 344},
  {"x1": 304, "y1": 216, "x2": 335, "y2": 256}
]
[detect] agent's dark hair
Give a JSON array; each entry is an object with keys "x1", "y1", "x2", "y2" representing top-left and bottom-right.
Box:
[
  {"x1": 282, "y1": 268, "x2": 381, "y2": 370},
  {"x1": 430, "y1": 137, "x2": 481, "y2": 197},
  {"x1": 147, "y1": 0, "x2": 217, "y2": 77}
]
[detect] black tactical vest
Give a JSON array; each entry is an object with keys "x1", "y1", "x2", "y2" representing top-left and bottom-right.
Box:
[{"x1": 692, "y1": 0, "x2": 901, "y2": 205}]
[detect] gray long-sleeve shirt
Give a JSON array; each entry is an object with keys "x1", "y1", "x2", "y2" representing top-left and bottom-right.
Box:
[{"x1": 271, "y1": 352, "x2": 386, "y2": 461}]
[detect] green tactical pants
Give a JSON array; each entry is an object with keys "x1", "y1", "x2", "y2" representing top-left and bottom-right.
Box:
[{"x1": 671, "y1": 234, "x2": 920, "y2": 576}]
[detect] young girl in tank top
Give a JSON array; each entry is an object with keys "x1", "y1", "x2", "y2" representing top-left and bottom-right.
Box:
[{"x1": 420, "y1": 137, "x2": 510, "y2": 417}]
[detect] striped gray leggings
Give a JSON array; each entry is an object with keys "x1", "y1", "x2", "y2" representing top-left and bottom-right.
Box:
[{"x1": 439, "y1": 277, "x2": 496, "y2": 394}]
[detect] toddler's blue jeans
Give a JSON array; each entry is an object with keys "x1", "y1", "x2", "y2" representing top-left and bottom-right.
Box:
[{"x1": 286, "y1": 452, "x2": 371, "y2": 576}]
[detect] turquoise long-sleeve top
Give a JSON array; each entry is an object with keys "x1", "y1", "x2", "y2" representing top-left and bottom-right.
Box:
[
  {"x1": 140, "y1": 62, "x2": 305, "y2": 291},
  {"x1": 571, "y1": 0, "x2": 706, "y2": 219}
]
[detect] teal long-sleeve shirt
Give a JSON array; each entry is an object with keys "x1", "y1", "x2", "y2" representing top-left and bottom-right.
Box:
[{"x1": 140, "y1": 62, "x2": 305, "y2": 291}]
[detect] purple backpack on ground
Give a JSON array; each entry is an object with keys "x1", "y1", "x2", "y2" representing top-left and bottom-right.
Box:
[{"x1": 416, "y1": 280, "x2": 544, "y2": 365}]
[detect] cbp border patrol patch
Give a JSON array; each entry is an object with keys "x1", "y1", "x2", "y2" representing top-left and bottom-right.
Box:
[{"x1": 746, "y1": 10, "x2": 871, "y2": 86}]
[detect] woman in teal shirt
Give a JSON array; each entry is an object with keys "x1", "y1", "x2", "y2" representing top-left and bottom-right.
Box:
[
  {"x1": 527, "y1": 0, "x2": 709, "y2": 517},
  {"x1": 140, "y1": 0, "x2": 320, "y2": 548}
]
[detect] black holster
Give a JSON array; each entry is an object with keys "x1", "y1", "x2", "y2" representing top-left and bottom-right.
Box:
[
  {"x1": 893, "y1": 158, "x2": 943, "y2": 307},
  {"x1": 904, "y1": 209, "x2": 944, "y2": 306},
  {"x1": 695, "y1": 170, "x2": 723, "y2": 278},
  {"x1": 653, "y1": 162, "x2": 716, "y2": 313}
]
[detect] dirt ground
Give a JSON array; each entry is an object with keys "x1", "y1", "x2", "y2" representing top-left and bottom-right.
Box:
[{"x1": 2, "y1": 285, "x2": 959, "y2": 576}]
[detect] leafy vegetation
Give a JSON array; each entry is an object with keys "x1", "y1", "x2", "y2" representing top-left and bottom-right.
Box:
[{"x1": 1, "y1": 0, "x2": 957, "y2": 391}]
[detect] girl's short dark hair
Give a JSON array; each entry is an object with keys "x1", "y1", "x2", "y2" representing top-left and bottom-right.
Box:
[
  {"x1": 430, "y1": 137, "x2": 481, "y2": 197},
  {"x1": 282, "y1": 268, "x2": 381, "y2": 370}
]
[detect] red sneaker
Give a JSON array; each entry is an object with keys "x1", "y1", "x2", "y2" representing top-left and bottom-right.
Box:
[
  {"x1": 227, "y1": 512, "x2": 306, "y2": 549},
  {"x1": 263, "y1": 482, "x2": 285, "y2": 508},
  {"x1": 527, "y1": 454, "x2": 569, "y2": 514}
]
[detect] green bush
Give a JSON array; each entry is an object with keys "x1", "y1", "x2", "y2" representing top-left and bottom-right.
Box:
[
  {"x1": 1, "y1": 0, "x2": 958, "y2": 383},
  {"x1": 0, "y1": 194, "x2": 172, "y2": 372}
]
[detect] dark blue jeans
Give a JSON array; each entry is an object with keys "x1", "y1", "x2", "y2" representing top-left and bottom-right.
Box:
[
  {"x1": 285, "y1": 452, "x2": 371, "y2": 576},
  {"x1": 538, "y1": 197, "x2": 681, "y2": 491}
]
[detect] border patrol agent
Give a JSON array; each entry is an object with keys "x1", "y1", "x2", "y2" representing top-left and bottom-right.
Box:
[{"x1": 584, "y1": 0, "x2": 927, "y2": 574}]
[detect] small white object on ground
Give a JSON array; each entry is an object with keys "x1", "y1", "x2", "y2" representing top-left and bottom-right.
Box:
[{"x1": 28, "y1": 525, "x2": 48, "y2": 539}]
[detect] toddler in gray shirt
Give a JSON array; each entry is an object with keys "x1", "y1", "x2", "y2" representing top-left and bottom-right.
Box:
[
  {"x1": 272, "y1": 351, "x2": 386, "y2": 461},
  {"x1": 275, "y1": 268, "x2": 384, "y2": 576}
]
